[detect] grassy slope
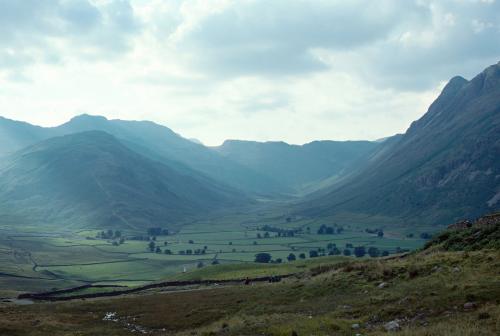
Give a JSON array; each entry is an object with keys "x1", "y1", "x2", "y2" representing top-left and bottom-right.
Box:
[{"x1": 1, "y1": 247, "x2": 498, "y2": 335}]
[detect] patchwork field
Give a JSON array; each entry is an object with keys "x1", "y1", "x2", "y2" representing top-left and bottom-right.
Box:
[{"x1": 0, "y1": 207, "x2": 432, "y2": 297}]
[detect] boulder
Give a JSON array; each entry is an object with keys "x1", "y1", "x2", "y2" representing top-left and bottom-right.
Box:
[
  {"x1": 464, "y1": 302, "x2": 477, "y2": 310},
  {"x1": 378, "y1": 282, "x2": 388, "y2": 289},
  {"x1": 384, "y1": 320, "x2": 401, "y2": 332}
]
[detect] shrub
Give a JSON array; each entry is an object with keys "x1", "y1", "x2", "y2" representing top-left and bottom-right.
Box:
[
  {"x1": 354, "y1": 246, "x2": 366, "y2": 258},
  {"x1": 255, "y1": 253, "x2": 272, "y2": 263}
]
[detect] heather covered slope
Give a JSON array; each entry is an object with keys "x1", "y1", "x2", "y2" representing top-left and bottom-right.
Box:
[
  {"x1": 299, "y1": 62, "x2": 500, "y2": 225},
  {"x1": 0, "y1": 131, "x2": 246, "y2": 230},
  {"x1": 1, "y1": 215, "x2": 498, "y2": 335}
]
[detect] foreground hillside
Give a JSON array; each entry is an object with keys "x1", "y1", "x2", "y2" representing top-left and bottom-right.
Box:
[
  {"x1": 300, "y1": 62, "x2": 500, "y2": 225},
  {"x1": 0, "y1": 131, "x2": 245, "y2": 230},
  {"x1": 1, "y1": 218, "x2": 498, "y2": 335}
]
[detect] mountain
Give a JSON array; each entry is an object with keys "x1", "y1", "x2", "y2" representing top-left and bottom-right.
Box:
[
  {"x1": 298, "y1": 62, "x2": 500, "y2": 225},
  {"x1": 0, "y1": 131, "x2": 246, "y2": 230},
  {"x1": 0, "y1": 117, "x2": 51, "y2": 157},
  {"x1": 214, "y1": 139, "x2": 379, "y2": 193},
  {"x1": 0, "y1": 115, "x2": 284, "y2": 195}
]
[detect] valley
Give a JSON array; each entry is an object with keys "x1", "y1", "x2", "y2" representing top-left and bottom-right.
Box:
[
  {"x1": 0, "y1": 61, "x2": 498, "y2": 335},
  {"x1": 1, "y1": 219, "x2": 499, "y2": 335},
  {"x1": 0, "y1": 203, "x2": 430, "y2": 297}
]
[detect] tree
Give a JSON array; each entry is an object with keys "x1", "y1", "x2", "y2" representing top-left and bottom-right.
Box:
[
  {"x1": 381, "y1": 250, "x2": 389, "y2": 257},
  {"x1": 155, "y1": 246, "x2": 162, "y2": 253},
  {"x1": 287, "y1": 253, "x2": 296, "y2": 262},
  {"x1": 343, "y1": 249, "x2": 352, "y2": 256},
  {"x1": 327, "y1": 243, "x2": 336, "y2": 250},
  {"x1": 253, "y1": 241, "x2": 258, "y2": 245},
  {"x1": 275, "y1": 258, "x2": 282, "y2": 263},
  {"x1": 148, "y1": 241, "x2": 155, "y2": 252},
  {"x1": 257, "y1": 233, "x2": 262, "y2": 239},
  {"x1": 299, "y1": 253, "x2": 306, "y2": 259},
  {"x1": 212, "y1": 259, "x2": 220, "y2": 265},
  {"x1": 346, "y1": 243, "x2": 353, "y2": 248},
  {"x1": 378, "y1": 230, "x2": 384, "y2": 238},
  {"x1": 309, "y1": 250, "x2": 319, "y2": 258},
  {"x1": 164, "y1": 249, "x2": 172, "y2": 255},
  {"x1": 119, "y1": 237, "x2": 125, "y2": 244},
  {"x1": 354, "y1": 246, "x2": 366, "y2": 258},
  {"x1": 107, "y1": 229, "x2": 113, "y2": 238},
  {"x1": 368, "y1": 246, "x2": 380, "y2": 257},
  {"x1": 329, "y1": 247, "x2": 341, "y2": 255},
  {"x1": 197, "y1": 261, "x2": 204, "y2": 268},
  {"x1": 264, "y1": 231, "x2": 270, "y2": 238},
  {"x1": 420, "y1": 232, "x2": 432, "y2": 239},
  {"x1": 114, "y1": 230, "x2": 121, "y2": 238},
  {"x1": 228, "y1": 241, "x2": 233, "y2": 245},
  {"x1": 164, "y1": 241, "x2": 168, "y2": 246},
  {"x1": 188, "y1": 240, "x2": 194, "y2": 244},
  {"x1": 186, "y1": 249, "x2": 192, "y2": 255},
  {"x1": 254, "y1": 253, "x2": 272, "y2": 263}
]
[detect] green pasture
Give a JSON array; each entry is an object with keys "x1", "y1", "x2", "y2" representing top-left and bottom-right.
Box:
[{"x1": 0, "y1": 208, "x2": 432, "y2": 296}]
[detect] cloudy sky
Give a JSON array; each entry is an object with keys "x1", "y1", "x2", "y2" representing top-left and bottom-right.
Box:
[{"x1": 0, "y1": 0, "x2": 499, "y2": 145}]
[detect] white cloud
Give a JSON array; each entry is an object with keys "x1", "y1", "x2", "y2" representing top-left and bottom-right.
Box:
[{"x1": 0, "y1": 0, "x2": 498, "y2": 145}]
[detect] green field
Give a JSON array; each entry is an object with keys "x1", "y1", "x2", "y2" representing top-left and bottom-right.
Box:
[{"x1": 0, "y1": 206, "x2": 433, "y2": 297}]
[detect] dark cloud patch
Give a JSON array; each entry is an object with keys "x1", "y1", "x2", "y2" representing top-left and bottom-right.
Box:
[
  {"x1": 177, "y1": 0, "x2": 429, "y2": 77},
  {"x1": 0, "y1": 0, "x2": 140, "y2": 77},
  {"x1": 168, "y1": 0, "x2": 498, "y2": 90}
]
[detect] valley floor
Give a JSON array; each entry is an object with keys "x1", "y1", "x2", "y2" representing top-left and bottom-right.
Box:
[
  {"x1": 0, "y1": 205, "x2": 430, "y2": 298},
  {"x1": 1, "y1": 249, "x2": 499, "y2": 335}
]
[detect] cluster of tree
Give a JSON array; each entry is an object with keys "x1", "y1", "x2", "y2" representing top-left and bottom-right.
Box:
[
  {"x1": 147, "y1": 227, "x2": 169, "y2": 236},
  {"x1": 259, "y1": 225, "x2": 301, "y2": 237},
  {"x1": 147, "y1": 241, "x2": 207, "y2": 255},
  {"x1": 179, "y1": 248, "x2": 207, "y2": 255},
  {"x1": 254, "y1": 253, "x2": 272, "y2": 263},
  {"x1": 351, "y1": 246, "x2": 390, "y2": 258},
  {"x1": 365, "y1": 228, "x2": 384, "y2": 237},
  {"x1": 112, "y1": 238, "x2": 125, "y2": 246},
  {"x1": 317, "y1": 224, "x2": 344, "y2": 235},
  {"x1": 96, "y1": 229, "x2": 122, "y2": 240},
  {"x1": 128, "y1": 235, "x2": 150, "y2": 241}
]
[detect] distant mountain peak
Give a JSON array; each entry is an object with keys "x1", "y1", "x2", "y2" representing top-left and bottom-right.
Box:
[
  {"x1": 478, "y1": 60, "x2": 500, "y2": 91},
  {"x1": 70, "y1": 114, "x2": 108, "y2": 122}
]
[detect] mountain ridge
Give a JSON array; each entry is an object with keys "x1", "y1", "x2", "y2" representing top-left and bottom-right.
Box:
[
  {"x1": 297, "y1": 61, "x2": 500, "y2": 225},
  {"x1": 0, "y1": 131, "x2": 247, "y2": 230}
]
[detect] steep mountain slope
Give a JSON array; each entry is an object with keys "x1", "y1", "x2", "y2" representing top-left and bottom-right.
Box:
[
  {"x1": 0, "y1": 131, "x2": 246, "y2": 230},
  {"x1": 214, "y1": 140, "x2": 379, "y2": 192},
  {"x1": 299, "y1": 62, "x2": 500, "y2": 225},
  {"x1": 0, "y1": 115, "x2": 284, "y2": 195},
  {"x1": 0, "y1": 117, "x2": 51, "y2": 156}
]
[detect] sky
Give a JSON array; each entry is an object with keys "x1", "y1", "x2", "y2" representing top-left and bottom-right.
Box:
[{"x1": 0, "y1": 0, "x2": 499, "y2": 146}]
